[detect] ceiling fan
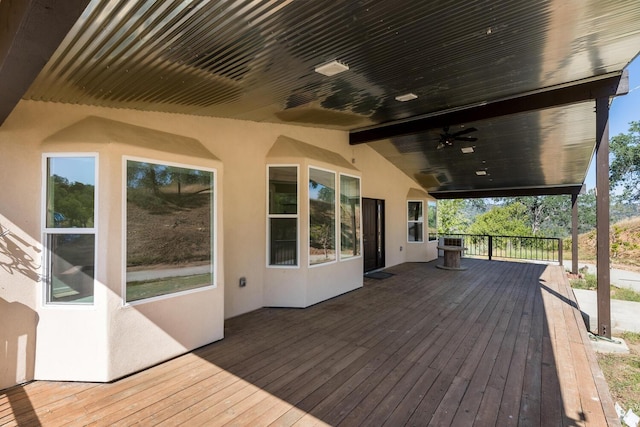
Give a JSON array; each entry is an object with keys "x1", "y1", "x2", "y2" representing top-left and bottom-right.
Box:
[{"x1": 436, "y1": 126, "x2": 478, "y2": 149}]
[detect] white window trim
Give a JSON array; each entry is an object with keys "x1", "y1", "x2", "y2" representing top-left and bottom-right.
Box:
[
  {"x1": 266, "y1": 164, "x2": 300, "y2": 269},
  {"x1": 41, "y1": 152, "x2": 99, "y2": 308},
  {"x1": 427, "y1": 199, "x2": 438, "y2": 241},
  {"x1": 338, "y1": 172, "x2": 362, "y2": 262},
  {"x1": 308, "y1": 165, "x2": 338, "y2": 268},
  {"x1": 122, "y1": 155, "x2": 217, "y2": 306},
  {"x1": 407, "y1": 199, "x2": 424, "y2": 243}
]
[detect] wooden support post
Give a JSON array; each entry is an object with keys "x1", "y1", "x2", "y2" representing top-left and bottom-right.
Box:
[
  {"x1": 571, "y1": 192, "x2": 579, "y2": 274},
  {"x1": 558, "y1": 238, "x2": 563, "y2": 266},
  {"x1": 596, "y1": 97, "x2": 611, "y2": 338}
]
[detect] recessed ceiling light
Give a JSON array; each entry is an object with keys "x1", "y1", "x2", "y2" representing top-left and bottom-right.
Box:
[
  {"x1": 314, "y1": 60, "x2": 349, "y2": 76},
  {"x1": 475, "y1": 170, "x2": 487, "y2": 176},
  {"x1": 461, "y1": 147, "x2": 474, "y2": 154},
  {"x1": 395, "y1": 93, "x2": 418, "y2": 102}
]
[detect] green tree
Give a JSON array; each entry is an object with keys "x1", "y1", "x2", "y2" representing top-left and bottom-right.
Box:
[
  {"x1": 437, "y1": 199, "x2": 469, "y2": 234},
  {"x1": 611, "y1": 194, "x2": 640, "y2": 223},
  {"x1": 52, "y1": 175, "x2": 94, "y2": 227},
  {"x1": 577, "y1": 189, "x2": 597, "y2": 232},
  {"x1": 610, "y1": 120, "x2": 640, "y2": 202},
  {"x1": 467, "y1": 202, "x2": 531, "y2": 236},
  {"x1": 491, "y1": 196, "x2": 571, "y2": 237}
]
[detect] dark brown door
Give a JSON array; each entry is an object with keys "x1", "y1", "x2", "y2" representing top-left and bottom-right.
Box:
[{"x1": 363, "y1": 198, "x2": 385, "y2": 272}]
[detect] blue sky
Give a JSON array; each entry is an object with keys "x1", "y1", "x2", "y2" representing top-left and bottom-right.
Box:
[
  {"x1": 50, "y1": 156, "x2": 95, "y2": 185},
  {"x1": 584, "y1": 55, "x2": 640, "y2": 190}
]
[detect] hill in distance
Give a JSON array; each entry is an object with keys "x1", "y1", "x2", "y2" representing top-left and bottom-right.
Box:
[{"x1": 566, "y1": 216, "x2": 640, "y2": 272}]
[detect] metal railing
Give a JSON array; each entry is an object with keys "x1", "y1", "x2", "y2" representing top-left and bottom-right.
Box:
[
  {"x1": 437, "y1": 233, "x2": 563, "y2": 265},
  {"x1": 270, "y1": 240, "x2": 297, "y2": 265}
]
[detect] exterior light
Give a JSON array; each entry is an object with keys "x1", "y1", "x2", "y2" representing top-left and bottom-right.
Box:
[
  {"x1": 475, "y1": 170, "x2": 487, "y2": 176},
  {"x1": 461, "y1": 147, "x2": 475, "y2": 154},
  {"x1": 395, "y1": 93, "x2": 418, "y2": 102},
  {"x1": 314, "y1": 60, "x2": 349, "y2": 76}
]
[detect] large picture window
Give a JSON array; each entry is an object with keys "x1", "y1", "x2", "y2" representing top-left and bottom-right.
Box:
[
  {"x1": 126, "y1": 159, "x2": 214, "y2": 302},
  {"x1": 309, "y1": 167, "x2": 336, "y2": 265},
  {"x1": 340, "y1": 174, "x2": 361, "y2": 259},
  {"x1": 44, "y1": 155, "x2": 96, "y2": 304},
  {"x1": 408, "y1": 201, "x2": 424, "y2": 242},
  {"x1": 268, "y1": 166, "x2": 298, "y2": 266}
]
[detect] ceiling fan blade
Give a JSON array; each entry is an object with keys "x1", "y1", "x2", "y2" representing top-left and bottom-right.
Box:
[
  {"x1": 451, "y1": 127, "x2": 477, "y2": 137},
  {"x1": 455, "y1": 136, "x2": 478, "y2": 142}
]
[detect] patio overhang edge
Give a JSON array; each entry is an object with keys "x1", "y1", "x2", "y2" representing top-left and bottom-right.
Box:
[
  {"x1": 349, "y1": 71, "x2": 629, "y2": 145},
  {"x1": 429, "y1": 184, "x2": 584, "y2": 200},
  {"x1": 0, "y1": 0, "x2": 92, "y2": 127}
]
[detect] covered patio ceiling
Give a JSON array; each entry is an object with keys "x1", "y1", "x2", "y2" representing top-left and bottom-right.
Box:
[{"x1": 2, "y1": 0, "x2": 640, "y2": 197}]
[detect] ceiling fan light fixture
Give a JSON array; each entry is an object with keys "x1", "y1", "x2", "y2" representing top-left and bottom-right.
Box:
[
  {"x1": 461, "y1": 147, "x2": 475, "y2": 154},
  {"x1": 395, "y1": 93, "x2": 418, "y2": 102},
  {"x1": 475, "y1": 170, "x2": 487, "y2": 176},
  {"x1": 314, "y1": 60, "x2": 349, "y2": 76}
]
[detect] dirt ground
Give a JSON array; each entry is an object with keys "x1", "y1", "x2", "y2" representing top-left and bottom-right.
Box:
[
  {"x1": 127, "y1": 201, "x2": 211, "y2": 268},
  {"x1": 597, "y1": 333, "x2": 640, "y2": 414},
  {"x1": 572, "y1": 217, "x2": 640, "y2": 273}
]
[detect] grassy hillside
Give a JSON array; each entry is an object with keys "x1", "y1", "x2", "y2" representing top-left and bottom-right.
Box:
[{"x1": 565, "y1": 216, "x2": 640, "y2": 271}]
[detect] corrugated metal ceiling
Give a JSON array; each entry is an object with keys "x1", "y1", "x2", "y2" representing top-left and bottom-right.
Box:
[{"x1": 24, "y1": 0, "x2": 640, "y2": 195}]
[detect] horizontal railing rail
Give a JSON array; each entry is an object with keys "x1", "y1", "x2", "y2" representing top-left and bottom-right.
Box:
[{"x1": 437, "y1": 233, "x2": 563, "y2": 265}]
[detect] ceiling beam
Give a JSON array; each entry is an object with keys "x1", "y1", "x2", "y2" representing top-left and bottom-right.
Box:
[
  {"x1": 350, "y1": 71, "x2": 629, "y2": 145},
  {"x1": 0, "y1": 0, "x2": 91, "y2": 126},
  {"x1": 430, "y1": 185, "x2": 584, "y2": 200}
]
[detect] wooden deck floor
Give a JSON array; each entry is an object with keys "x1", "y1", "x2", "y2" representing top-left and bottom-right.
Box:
[{"x1": 1, "y1": 259, "x2": 620, "y2": 426}]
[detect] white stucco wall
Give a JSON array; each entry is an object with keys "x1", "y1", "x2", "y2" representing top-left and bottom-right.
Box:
[
  {"x1": 0, "y1": 99, "x2": 436, "y2": 388},
  {"x1": 0, "y1": 217, "x2": 40, "y2": 390},
  {"x1": 263, "y1": 149, "x2": 363, "y2": 308},
  {"x1": 405, "y1": 190, "x2": 440, "y2": 263}
]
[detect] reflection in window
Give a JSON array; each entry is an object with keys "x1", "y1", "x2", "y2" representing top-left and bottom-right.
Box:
[
  {"x1": 44, "y1": 156, "x2": 96, "y2": 304},
  {"x1": 340, "y1": 175, "x2": 360, "y2": 258},
  {"x1": 268, "y1": 166, "x2": 298, "y2": 266},
  {"x1": 270, "y1": 218, "x2": 297, "y2": 265},
  {"x1": 126, "y1": 160, "x2": 214, "y2": 302},
  {"x1": 408, "y1": 201, "x2": 424, "y2": 242},
  {"x1": 46, "y1": 157, "x2": 95, "y2": 229},
  {"x1": 428, "y1": 200, "x2": 438, "y2": 241},
  {"x1": 47, "y1": 235, "x2": 95, "y2": 303},
  {"x1": 309, "y1": 168, "x2": 336, "y2": 265}
]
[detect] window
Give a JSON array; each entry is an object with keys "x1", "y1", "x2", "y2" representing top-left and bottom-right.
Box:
[
  {"x1": 268, "y1": 166, "x2": 298, "y2": 266},
  {"x1": 428, "y1": 200, "x2": 438, "y2": 241},
  {"x1": 125, "y1": 159, "x2": 214, "y2": 302},
  {"x1": 44, "y1": 155, "x2": 96, "y2": 304},
  {"x1": 340, "y1": 174, "x2": 361, "y2": 258},
  {"x1": 309, "y1": 167, "x2": 336, "y2": 265},
  {"x1": 407, "y1": 201, "x2": 424, "y2": 242}
]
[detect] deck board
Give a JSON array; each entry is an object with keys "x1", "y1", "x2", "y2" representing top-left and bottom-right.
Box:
[{"x1": 0, "y1": 259, "x2": 619, "y2": 426}]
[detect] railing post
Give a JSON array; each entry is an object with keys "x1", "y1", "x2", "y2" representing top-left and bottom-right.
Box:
[
  {"x1": 558, "y1": 238, "x2": 563, "y2": 266},
  {"x1": 487, "y1": 235, "x2": 492, "y2": 261}
]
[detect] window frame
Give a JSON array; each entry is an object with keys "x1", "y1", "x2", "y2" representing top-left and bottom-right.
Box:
[
  {"x1": 122, "y1": 155, "x2": 217, "y2": 306},
  {"x1": 266, "y1": 164, "x2": 300, "y2": 269},
  {"x1": 338, "y1": 172, "x2": 362, "y2": 261},
  {"x1": 41, "y1": 152, "x2": 99, "y2": 307},
  {"x1": 407, "y1": 200, "x2": 424, "y2": 243},
  {"x1": 308, "y1": 166, "x2": 338, "y2": 268},
  {"x1": 428, "y1": 200, "x2": 438, "y2": 241}
]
